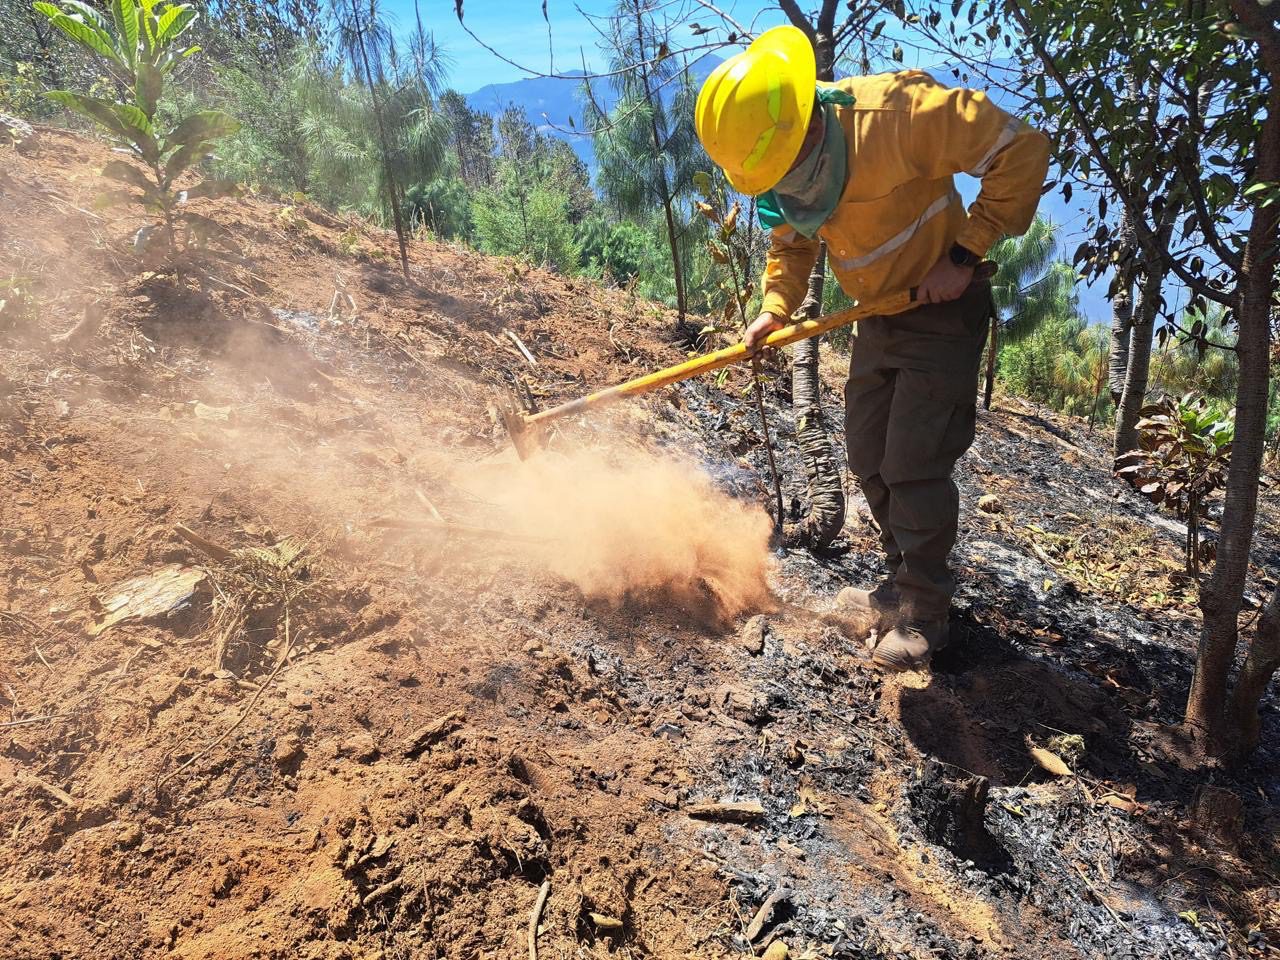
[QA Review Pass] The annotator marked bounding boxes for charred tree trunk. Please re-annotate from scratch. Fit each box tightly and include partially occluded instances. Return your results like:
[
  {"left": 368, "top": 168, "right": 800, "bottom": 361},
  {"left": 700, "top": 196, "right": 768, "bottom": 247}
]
[
  {"left": 780, "top": 0, "right": 846, "bottom": 550},
  {"left": 1186, "top": 41, "right": 1280, "bottom": 754},
  {"left": 791, "top": 246, "right": 846, "bottom": 547}
]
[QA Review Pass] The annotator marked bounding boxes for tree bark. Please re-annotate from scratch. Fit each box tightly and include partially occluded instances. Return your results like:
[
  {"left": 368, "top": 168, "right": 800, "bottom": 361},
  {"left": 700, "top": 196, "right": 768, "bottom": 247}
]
[
  {"left": 1112, "top": 240, "right": 1164, "bottom": 459},
  {"left": 1227, "top": 583, "right": 1280, "bottom": 757},
  {"left": 1185, "top": 38, "right": 1280, "bottom": 751},
  {"left": 1108, "top": 207, "right": 1137, "bottom": 406},
  {"left": 348, "top": 0, "right": 410, "bottom": 281}
]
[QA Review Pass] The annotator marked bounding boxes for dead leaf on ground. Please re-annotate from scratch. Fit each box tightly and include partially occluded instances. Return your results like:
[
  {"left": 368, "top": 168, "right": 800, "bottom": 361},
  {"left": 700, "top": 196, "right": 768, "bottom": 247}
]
[{"left": 1029, "top": 746, "right": 1074, "bottom": 777}]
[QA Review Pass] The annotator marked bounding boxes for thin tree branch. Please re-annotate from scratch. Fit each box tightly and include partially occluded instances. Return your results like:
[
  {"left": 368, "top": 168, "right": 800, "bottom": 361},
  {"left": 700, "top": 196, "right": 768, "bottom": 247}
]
[
  {"left": 452, "top": 10, "right": 723, "bottom": 82},
  {"left": 690, "top": 0, "right": 749, "bottom": 39},
  {"left": 777, "top": 0, "right": 818, "bottom": 46}
]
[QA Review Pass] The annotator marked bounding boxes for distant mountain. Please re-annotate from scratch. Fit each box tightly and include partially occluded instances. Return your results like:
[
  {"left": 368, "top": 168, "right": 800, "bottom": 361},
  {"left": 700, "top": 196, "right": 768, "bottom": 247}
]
[{"left": 462, "top": 54, "right": 724, "bottom": 169}]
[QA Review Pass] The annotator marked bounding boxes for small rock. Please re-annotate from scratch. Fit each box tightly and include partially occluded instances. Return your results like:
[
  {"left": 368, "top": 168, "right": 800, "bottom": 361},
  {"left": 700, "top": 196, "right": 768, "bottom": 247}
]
[
  {"left": 338, "top": 732, "right": 379, "bottom": 763},
  {"left": 272, "top": 734, "right": 304, "bottom": 772},
  {"left": 588, "top": 912, "right": 624, "bottom": 932},
  {"left": 652, "top": 722, "right": 684, "bottom": 741},
  {"left": 977, "top": 493, "right": 1002, "bottom": 514},
  {"left": 739, "top": 615, "right": 768, "bottom": 655},
  {"left": 0, "top": 114, "right": 35, "bottom": 152},
  {"left": 286, "top": 690, "right": 312, "bottom": 710}
]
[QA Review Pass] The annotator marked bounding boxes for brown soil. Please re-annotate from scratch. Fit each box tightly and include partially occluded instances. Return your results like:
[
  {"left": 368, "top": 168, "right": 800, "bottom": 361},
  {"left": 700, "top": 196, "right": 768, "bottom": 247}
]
[{"left": 1, "top": 128, "right": 1276, "bottom": 960}]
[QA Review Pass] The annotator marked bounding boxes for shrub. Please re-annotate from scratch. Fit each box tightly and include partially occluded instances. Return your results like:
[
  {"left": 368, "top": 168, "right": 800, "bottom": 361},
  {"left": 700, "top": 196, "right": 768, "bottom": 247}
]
[
  {"left": 1116, "top": 393, "right": 1234, "bottom": 575},
  {"left": 33, "top": 0, "right": 240, "bottom": 264}
]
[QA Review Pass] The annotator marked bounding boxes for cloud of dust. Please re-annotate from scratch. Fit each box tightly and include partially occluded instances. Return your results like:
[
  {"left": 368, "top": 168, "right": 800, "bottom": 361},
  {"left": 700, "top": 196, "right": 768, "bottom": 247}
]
[{"left": 454, "top": 445, "right": 776, "bottom": 621}]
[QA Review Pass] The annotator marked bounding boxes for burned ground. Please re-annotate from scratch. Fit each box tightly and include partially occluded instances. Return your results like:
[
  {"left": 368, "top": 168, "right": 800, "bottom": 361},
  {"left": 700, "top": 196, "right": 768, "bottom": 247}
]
[{"left": 1, "top": 128, "right": 1277, "bottom": 959}]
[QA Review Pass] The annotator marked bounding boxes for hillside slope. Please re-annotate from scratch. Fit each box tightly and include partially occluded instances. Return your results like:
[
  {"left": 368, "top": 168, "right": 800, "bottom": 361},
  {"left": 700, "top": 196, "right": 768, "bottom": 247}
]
[{"left": 0, "top": 128, "right": 1276, "bottom": 960}]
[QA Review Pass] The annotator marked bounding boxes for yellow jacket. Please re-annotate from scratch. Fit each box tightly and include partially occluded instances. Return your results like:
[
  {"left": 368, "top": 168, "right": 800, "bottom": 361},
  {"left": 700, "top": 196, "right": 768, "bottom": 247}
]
[{"left": 760, "top": 71, "right": 1050, "bottom": 319}]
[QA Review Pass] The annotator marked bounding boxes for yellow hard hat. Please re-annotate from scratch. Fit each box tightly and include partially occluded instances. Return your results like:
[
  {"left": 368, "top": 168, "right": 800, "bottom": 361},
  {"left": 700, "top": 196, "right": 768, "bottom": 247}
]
[{"left": 695, "top": 25, "right": 817, "bottom": 196}]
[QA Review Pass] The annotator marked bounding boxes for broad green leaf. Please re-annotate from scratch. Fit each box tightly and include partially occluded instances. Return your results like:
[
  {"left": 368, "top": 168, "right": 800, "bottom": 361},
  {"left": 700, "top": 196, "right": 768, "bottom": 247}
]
[
  {"left": 45, "top": 89, "right": 132, "bottom": 138},
  {"left": 60, "top": 0, "right": 110, "bottom": 29},
  {"left": 163, "top": 140, "right": 213, "bottom": 179},
  {"left": 44, "top": 12, "right": 125, "bottom": 67},
  {"left": 134, "top": 60, "right": 162, "bottom": 117},
  {"left": 111, "top": 0, "right": 138, "bottom": 66},
  {"left": 163, "top": 109, "right": 239, "bottom": 154},
  {"left": 155, "top": 4, "right": 196, "bottom": 42},
  {"left": 46, "top": 91, "right": 159, "bottom": 160},
  {"left": 112, "top": 102, "right": 154, "bottom": 137},
  {"left": 139, "top": 0, "right": 157, "bottom": 52}
]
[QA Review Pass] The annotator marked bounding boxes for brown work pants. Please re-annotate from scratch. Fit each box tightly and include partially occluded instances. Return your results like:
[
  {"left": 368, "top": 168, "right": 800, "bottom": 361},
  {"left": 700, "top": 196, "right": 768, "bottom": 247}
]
[{"left": 844, "top": 281, "right": 993, "bottom": 620}]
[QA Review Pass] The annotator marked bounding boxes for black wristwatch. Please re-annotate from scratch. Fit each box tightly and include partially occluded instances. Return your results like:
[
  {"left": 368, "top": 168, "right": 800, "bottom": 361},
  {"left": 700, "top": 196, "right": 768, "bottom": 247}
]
[{"left": 949, "top": 242, "right": 980, "bottom": 268}]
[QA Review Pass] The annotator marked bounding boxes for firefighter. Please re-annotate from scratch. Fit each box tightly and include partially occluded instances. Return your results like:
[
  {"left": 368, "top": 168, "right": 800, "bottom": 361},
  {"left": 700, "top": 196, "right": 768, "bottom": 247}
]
[{"left": 695, "top": 25, "right": 1050, "bottom": 669}]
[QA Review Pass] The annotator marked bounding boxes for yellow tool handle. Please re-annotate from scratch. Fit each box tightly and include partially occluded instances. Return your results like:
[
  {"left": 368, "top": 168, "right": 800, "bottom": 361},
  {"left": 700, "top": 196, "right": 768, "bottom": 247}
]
[{"left": 522, "top": 263, "right": 994, "bottom": 426}]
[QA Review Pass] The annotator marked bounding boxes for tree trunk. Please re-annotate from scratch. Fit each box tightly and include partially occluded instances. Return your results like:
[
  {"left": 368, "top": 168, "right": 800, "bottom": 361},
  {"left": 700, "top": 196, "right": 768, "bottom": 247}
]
[
  {"left": 631, "top": 0, "right": 686, "bottom": 321},
  {"left": 1108, "top": 207, "right": 1137, "bottom": 406},
  {"left": 1185, "top": 64, "right": 1280, "bottom": 753},
  {"left": 791, "top": 247, "right": 846, "bottom": 547},
  {"left": 1112, "top": 243, "right": 1163, "bottom": 459},
  {"left": 1227, "top": 583, "right": 1280, "bottom": 757},
  {"left": 780, "top": 0, "right": 846, "bottom": 550},
  {"left": 658, "top": 190, "right": 687, "bottom": 320},
  {"left": 350, "top": 0, "right": 410, "bottom": 281},
  {"left": 982, "top": 315, "right": 998, "bottom": 409}
]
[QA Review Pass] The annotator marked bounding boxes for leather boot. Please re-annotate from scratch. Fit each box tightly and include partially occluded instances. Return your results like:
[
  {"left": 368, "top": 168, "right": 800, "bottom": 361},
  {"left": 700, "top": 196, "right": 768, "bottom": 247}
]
[
  {"left": 834, "top": 580, "right": 900, "bottom": 632},
  {"left": 872, "top": 617, "right": 949, "bottom": 671}
]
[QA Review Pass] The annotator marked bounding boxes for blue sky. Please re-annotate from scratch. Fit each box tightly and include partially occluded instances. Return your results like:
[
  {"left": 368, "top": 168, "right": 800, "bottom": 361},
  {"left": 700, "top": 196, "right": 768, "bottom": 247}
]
[{"left": 385, "top": 0, "right": 937, "bottom": 93}]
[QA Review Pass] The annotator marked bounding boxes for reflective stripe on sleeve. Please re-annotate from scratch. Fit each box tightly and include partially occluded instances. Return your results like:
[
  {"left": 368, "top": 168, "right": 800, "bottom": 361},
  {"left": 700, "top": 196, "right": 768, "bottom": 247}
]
[
  {"left": 831, "top": 191, "right": 956, "bottom": 271},
  {"left": 967, "top": 116, "right": 1023, "bottom": 177}
]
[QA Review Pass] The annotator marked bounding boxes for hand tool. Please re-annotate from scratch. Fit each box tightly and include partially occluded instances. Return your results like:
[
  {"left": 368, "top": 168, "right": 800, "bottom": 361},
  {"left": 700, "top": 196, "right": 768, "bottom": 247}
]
[{"left": 500, "top": 261, "right": 996, "bottom": 459}]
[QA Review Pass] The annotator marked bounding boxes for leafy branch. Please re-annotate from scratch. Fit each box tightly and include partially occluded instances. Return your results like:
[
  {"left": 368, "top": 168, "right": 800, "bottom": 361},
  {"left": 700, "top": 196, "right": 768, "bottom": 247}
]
[{"left": 34, "top": 0, "right": 241, "bottom": 265}]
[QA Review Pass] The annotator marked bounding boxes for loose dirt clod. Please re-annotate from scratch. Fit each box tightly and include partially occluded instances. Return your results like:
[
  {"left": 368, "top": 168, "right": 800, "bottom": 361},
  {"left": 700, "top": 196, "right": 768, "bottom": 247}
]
[
  {"left": 740, "top": 614, "right": 768, "bottom": 655},
  {"left": 403, "top": 710, "right": 464, "bottom": 757}
]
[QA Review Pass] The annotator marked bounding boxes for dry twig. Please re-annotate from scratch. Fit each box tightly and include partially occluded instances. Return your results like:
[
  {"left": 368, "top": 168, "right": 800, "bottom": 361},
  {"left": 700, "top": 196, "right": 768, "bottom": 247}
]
[
  {"left": 0, "top": 714, "right": 69, "bottom": 730},
  {"left": 528, "top": 878, "right": 551, "bottom": 960},
  {"left": 157, "top": 600, "right": 298, "bottom": 792}
]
